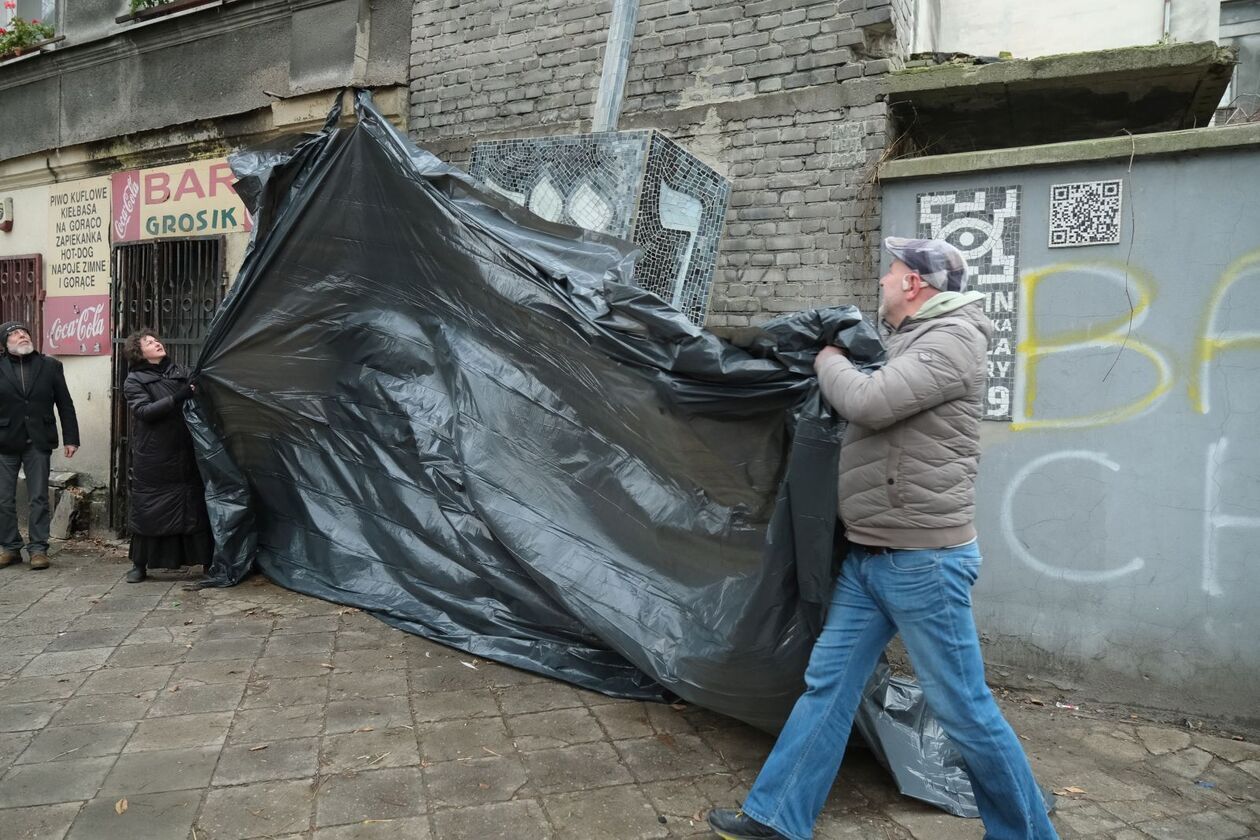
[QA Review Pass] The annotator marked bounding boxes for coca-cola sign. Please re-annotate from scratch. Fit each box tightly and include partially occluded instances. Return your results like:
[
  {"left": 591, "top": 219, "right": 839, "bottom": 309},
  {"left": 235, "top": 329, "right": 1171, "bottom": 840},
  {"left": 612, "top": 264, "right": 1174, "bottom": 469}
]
[
  {"left": 111, "top": 172, "right": 141, "bottom": 242},
  {"left": 43, "top": 295, "right": 111, "bottom": 356}
]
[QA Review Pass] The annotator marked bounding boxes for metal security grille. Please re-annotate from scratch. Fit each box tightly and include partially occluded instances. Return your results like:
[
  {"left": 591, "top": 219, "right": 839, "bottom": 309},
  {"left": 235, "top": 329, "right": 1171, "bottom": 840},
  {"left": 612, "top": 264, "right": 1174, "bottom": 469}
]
[
  {"left": 109, "top": 237, "right": 226, "bottom": 533},
  {"left": 1219, "top": 0, "right": 1260, "bottom": 123},
  {"left": 0, "top": 255, "right": 44, "bottom": 349}
]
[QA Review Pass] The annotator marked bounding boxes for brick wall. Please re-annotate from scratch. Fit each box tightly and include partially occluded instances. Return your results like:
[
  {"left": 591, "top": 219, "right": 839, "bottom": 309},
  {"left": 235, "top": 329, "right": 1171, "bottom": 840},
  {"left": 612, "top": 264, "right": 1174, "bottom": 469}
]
[
  {"left": 410, "top": 0, "right": 912, "bottom": 328},
  {"left": 891, "top": 0, "right": 916, "bottom": 59}
]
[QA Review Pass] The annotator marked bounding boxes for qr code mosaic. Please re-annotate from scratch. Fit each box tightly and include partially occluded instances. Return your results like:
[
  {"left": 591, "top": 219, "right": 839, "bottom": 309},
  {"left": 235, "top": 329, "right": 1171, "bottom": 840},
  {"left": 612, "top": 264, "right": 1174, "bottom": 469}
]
[{"left": 1049, "top": 180, "right": 1122, "bottom": 247}]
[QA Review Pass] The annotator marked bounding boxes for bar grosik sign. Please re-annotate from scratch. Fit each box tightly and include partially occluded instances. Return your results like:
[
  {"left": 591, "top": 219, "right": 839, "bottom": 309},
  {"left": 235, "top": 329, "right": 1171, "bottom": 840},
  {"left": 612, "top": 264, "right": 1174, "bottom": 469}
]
[
  {"left": 111, "top": 160, "right": 252, "bottom": 242},
  {"left": 43, "top": 295, "right": 110, "bottom": 356}
]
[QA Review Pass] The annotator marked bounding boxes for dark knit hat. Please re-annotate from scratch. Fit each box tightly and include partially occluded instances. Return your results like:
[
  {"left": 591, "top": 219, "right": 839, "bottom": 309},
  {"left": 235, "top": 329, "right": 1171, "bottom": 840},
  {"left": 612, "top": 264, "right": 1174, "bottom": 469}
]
[{"left": 1, "top": 322, "right": 32, "bottom": 342}]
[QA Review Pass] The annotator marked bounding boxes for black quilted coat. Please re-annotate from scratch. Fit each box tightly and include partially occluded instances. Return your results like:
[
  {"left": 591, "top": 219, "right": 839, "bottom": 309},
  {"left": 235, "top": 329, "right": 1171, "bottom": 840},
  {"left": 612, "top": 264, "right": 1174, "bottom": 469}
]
[{"left": 123, "top": 359, "right": 209, "bottom": 536}]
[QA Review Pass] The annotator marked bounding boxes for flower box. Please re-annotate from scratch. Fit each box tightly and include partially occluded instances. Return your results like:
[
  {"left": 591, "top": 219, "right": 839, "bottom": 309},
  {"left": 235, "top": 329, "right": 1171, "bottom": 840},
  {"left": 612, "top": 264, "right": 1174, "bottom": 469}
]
[
  {"left": 115, "top": 0, "right": 223, "bottom": 25},
  {"left": 0, "top": 34, "right": 63, "bottom": 64},
  {"left": 0, "top": 8, "right": 58, "bottom": 62}
]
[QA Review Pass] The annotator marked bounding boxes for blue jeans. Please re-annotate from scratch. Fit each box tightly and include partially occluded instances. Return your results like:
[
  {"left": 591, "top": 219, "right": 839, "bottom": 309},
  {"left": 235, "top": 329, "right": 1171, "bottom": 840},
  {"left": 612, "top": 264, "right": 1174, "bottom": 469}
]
[{"left": 742, "top": 542, "right": 1058, "bottom": 840}]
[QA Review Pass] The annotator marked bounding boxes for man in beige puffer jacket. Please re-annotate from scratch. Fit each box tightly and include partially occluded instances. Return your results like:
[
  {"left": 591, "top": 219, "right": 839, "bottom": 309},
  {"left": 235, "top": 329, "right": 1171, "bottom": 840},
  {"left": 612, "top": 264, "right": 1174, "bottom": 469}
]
[
  {"left": 824, "top": 240, "right": 991, "bottom": 550},
  {"left": 710, "top": 239, "right": 1057, "bottom": 840}
]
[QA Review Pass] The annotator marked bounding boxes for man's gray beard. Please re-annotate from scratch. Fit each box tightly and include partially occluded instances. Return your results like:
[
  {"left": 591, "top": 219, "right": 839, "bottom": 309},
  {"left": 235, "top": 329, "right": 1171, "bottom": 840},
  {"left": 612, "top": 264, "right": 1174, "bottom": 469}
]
[{"left": 9, "top": 344, "right": 33, "bottom": 356}]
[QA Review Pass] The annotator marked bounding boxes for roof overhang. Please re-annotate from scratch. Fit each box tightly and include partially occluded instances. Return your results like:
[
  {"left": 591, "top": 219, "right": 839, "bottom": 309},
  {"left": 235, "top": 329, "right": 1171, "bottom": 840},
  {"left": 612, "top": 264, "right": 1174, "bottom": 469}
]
[{"left": 887, "top": 42, "right": 1238, "bottom": 155}]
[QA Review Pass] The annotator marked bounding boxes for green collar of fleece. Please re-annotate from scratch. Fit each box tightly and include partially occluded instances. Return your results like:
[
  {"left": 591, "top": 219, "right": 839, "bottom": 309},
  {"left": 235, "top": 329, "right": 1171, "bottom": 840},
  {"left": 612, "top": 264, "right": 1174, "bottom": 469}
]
[{"left": 910, "top": 290, "right": 986, "bottom": 322}]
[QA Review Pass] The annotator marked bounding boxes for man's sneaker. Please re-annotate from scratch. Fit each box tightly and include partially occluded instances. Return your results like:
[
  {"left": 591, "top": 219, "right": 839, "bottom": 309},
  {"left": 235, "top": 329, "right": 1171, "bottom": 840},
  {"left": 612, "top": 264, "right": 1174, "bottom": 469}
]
[
  {"left": 707, "top": 809, "right": 787, "bottom": 840},
  {"left": 28, "top": 553, "right": 49, "bottom": 570},
  {"left": 0, "top": 551, "right": 19, "bottom": 568},
  {"left": 125, "top": 566, "right": 147, "bottom": 583}
]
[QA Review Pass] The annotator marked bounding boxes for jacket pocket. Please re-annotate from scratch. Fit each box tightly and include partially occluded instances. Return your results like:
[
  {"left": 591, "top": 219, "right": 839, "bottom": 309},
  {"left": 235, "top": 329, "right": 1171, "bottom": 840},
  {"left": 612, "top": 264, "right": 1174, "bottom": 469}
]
[{"left": 885, "top": 444, "right": 903, "bottom": 508}]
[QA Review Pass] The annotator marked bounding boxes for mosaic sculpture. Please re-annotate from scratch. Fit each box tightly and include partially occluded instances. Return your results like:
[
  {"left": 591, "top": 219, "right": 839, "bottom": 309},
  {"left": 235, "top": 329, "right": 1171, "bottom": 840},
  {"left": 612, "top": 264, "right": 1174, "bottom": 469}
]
[{"left": 470, "top": 131, "right": 730, "bottom": 327}]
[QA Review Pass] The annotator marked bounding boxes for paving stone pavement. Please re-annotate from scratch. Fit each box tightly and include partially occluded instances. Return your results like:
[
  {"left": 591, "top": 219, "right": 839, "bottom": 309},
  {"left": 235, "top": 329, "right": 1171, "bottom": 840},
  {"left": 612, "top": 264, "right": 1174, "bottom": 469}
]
[{"left": 1, "top": 545, "right": 1258, "bottom": 840}]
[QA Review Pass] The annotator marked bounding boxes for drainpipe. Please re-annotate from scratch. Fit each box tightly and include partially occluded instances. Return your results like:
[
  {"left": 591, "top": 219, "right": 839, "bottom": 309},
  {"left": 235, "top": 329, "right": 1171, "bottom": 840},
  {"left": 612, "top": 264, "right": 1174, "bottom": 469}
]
[
  {"left": 592, "top": 0, "right": 640, "bottom": 133},
  {"left": 352, "top": 0, "right": 371, "bottom": 85}
]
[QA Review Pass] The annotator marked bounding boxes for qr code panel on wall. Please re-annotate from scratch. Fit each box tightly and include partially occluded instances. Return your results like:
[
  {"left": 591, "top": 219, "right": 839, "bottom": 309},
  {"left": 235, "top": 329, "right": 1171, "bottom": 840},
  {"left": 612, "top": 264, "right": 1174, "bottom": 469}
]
[{"left": 1048, "top": 180, "right": 1122, "bottom": 248}]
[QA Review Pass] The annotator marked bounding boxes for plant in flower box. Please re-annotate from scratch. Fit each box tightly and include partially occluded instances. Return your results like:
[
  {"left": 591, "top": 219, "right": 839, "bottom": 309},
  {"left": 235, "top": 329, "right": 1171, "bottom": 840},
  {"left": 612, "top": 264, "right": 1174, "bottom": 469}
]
[
  {"left": 130, "top": 0, "right": 176, "bottom": 12},
  {"left": 0, "top": 4, "right": 55, "bottom": 60}
]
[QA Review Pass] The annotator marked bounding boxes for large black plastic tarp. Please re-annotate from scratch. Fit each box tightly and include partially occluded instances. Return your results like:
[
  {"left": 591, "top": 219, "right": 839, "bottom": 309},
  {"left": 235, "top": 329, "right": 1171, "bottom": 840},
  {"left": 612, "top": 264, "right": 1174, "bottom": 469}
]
[{"left": 186, "top": 91, "right": 979, "bottom": 816}]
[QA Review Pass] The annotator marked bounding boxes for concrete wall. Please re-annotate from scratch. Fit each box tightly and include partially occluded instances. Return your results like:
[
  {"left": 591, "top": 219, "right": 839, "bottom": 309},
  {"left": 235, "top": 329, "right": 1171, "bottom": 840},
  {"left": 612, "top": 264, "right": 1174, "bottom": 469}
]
[
  {"left": 880, "top": 131, "right": 1260, "bottom": 726},
  {"left": 57, "top": 359, "right": 113, "bottom": 485},
  {"left": 0, "top": 0, "right": 410, "bottom": 163},
  {"left": 912, "top": 0, "right": 1220, "bottom": 58},
  {"left": 410, "top": 0, "right": 913, "bottom": 325}
]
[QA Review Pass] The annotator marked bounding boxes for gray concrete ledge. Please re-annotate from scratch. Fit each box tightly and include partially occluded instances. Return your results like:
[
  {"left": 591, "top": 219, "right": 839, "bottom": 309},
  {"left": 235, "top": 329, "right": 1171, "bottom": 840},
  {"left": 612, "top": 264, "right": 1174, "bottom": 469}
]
[
  {"left": 887, "top": 41, "right": 1234, "bottom": 94},
  {"left": 0, "top": 86, "right": 408, "bottom": 191},
  {"left": 880, "top": 122, "right": 1260, "bottom": 181}
]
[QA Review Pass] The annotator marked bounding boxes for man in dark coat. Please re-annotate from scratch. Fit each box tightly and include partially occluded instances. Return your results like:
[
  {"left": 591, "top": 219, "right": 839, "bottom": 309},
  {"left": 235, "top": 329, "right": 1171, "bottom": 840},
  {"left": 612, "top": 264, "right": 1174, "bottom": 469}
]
[{"left": 0, "top": 322, "right": 80, "bottom": 570}]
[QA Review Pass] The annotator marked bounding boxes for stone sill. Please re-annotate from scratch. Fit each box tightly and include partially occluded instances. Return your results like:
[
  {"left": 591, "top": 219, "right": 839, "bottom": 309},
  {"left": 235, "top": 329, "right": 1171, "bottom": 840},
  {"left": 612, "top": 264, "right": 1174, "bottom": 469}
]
[
  {"left": 115, "top": 0, "right": 226, "bottom": 25},
  {"left": 0, "top": 35, "right": 66, "bottom": 68}
]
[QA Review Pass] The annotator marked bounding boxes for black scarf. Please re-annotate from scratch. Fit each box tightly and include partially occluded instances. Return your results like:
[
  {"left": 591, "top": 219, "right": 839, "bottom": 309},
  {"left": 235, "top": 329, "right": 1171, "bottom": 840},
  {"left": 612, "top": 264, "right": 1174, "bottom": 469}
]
[{"left": 133, "top": 355, "right": 174, "bottom": 374}]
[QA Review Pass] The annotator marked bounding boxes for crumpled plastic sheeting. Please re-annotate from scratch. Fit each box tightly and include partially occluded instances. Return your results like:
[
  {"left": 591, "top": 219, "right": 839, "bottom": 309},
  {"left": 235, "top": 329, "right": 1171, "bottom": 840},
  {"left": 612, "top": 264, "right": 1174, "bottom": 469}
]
[
  {"left": 186, "top": 90, "right": 980, "bottom": 815},
  {"left": 856, "top": 659, "right": 978, "bottom": 817},
  {"left": 856, "top": 658, "right": 1056, "bottom": 818}
]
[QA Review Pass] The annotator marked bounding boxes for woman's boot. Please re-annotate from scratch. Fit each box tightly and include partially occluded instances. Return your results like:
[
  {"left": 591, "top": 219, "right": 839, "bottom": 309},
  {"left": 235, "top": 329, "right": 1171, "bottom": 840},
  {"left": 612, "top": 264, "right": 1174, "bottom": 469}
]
[{"left": 125, "top": 563, "right": 147, "bottom": 583}]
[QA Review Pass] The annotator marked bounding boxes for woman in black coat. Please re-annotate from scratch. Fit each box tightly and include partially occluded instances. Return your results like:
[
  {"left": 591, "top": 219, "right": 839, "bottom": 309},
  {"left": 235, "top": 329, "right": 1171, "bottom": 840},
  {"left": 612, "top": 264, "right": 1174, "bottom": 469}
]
[{"left": 122, "top": 329, "right": 213, "bottom": 583}]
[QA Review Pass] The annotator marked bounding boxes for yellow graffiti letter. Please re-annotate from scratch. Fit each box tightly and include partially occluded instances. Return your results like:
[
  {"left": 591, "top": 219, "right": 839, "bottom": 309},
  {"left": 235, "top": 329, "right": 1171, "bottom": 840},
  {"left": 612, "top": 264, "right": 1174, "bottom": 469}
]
[
  {"left": 1015, "top": 262, "right": 1172, "bottom": 431},
  {"left": 1189, "top": 249, "right": 1260, "bottom": 415}
]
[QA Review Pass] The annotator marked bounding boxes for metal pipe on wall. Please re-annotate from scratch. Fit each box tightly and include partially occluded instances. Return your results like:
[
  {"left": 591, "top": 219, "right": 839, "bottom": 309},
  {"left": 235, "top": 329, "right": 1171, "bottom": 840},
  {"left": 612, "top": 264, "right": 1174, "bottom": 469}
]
[{"left": 592, "top": 0, "right": 640, "bottom": 133}]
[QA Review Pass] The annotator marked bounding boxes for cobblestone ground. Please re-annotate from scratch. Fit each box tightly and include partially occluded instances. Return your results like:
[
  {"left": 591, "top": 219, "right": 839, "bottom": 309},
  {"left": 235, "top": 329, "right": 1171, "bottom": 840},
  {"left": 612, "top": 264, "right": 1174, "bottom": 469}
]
[{"left": 1, "top": 545, "right": 1258, "bottom": 840}]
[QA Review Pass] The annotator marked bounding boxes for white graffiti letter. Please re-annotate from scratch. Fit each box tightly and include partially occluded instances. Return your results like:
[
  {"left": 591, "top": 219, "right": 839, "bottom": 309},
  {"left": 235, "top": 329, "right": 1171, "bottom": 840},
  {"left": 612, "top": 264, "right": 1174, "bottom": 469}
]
[
  {"left": 1001, "top": 450, "right": 1145, "bottom": 583},
  {"left": 1202, "top": 437, "right": 1260, "bottom": 598}
]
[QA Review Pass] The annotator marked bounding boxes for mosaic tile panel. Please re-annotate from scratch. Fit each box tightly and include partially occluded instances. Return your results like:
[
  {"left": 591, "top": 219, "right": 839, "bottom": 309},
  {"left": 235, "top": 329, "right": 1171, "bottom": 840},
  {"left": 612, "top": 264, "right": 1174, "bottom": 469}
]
[
  {"left": 633, "top": 133, "right": 730, "bottom": 324},
  {"left": 1049, "top": 180, "right": 1123, "bottom": 247},
  {"left": 829, "top": 121, "right": 865, "bottom": 169},
  {"left": 918, "top": 186, "right": 1022, "bottom": 421},
  {"left": 470, "top": 131, "right": 730, "bottom": 326},
  {"left": 470, "top": 132, "right": 647, "bottom": 239}
]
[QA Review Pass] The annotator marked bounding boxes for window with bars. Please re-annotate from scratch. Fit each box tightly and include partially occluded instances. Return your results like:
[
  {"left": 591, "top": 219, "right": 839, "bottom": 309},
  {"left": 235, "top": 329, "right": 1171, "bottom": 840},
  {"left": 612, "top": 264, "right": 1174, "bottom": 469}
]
[{"left": 0, "top": 255, "right": 44, "bottom": 349}]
